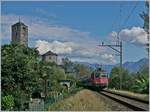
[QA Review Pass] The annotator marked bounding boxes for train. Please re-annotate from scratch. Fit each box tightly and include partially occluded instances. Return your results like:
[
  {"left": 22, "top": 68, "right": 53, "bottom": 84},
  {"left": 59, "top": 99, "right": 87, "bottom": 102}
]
[
  {"left": 80, "top": 67, "right": 109, "bottom": 89},
  {"left": 91, "top": 67, "right": 109, "bottom": 89}
]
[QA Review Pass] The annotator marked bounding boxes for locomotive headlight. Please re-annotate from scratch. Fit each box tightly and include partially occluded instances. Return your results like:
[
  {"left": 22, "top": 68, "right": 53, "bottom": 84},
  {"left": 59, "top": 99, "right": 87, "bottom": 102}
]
[{"left": 94, "top": 81, "right": 98, "bottom": 84}]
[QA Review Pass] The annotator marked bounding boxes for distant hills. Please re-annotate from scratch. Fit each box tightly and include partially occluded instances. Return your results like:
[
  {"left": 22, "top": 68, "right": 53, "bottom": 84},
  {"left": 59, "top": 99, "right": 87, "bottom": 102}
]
[
  {"left": 121, "top": 58, "right": 149, "bottom": 73},
  {"left": 75, "top": 58, "right": 149, "bottom": 73}
]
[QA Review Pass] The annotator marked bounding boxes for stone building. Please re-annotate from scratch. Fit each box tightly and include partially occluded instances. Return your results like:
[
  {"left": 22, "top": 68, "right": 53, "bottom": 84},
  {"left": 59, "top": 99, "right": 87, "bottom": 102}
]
[
  {"left": 42, "top": 51, "right": 58, "bottom": 64},
  {"left": 11, "top": 21, "right": 28, "bottom": 47}
]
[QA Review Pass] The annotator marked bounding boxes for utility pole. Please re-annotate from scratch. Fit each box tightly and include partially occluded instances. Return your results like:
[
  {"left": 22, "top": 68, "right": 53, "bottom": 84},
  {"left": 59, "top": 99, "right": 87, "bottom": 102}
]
[
  {"left": 42, "top": 73, "right": 48, "bottom": 100},
  {"left": 120, "top": 41, "right": 123, "bottom": 90},
  {"left": 98, "top": 39, "right": 123, "bottom": 89},
  {"left": 146, "top": 33, "right": 149, "bottom": 57}
]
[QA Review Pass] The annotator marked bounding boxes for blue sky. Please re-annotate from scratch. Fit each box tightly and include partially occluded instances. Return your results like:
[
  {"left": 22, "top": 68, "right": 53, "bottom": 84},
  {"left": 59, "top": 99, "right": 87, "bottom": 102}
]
[{"left": 1, "top": 1, "right": 148, "bottom": 64}]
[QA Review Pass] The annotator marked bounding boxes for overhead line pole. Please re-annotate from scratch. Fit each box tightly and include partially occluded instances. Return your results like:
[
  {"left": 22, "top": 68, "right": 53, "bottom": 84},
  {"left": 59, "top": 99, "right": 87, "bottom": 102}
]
[
  {"left": 120, "top": 41, "right": 123, "bottom": 90},
  {"left": 98, "top": 39, "right": 123, "bottom": 89},
  {"left": 99, "top": 2, "right": 138, "bottom": 89}
]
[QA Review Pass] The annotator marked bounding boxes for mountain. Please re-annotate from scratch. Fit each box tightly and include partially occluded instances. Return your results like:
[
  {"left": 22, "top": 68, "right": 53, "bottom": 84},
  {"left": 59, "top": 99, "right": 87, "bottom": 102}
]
[
  {"left": 122, "top": 58, "right": 149, "bottom": 73},
  {"left": 74, "top": 62, "right": 114, "bottom": 73},
  {"left": 74, "top": 58, "right": 149, "bottom": 73}
]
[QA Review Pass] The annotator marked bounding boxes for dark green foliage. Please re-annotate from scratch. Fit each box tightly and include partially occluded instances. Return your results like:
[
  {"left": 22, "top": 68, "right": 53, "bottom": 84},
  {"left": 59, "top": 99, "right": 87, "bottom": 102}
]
[
  {"left": 74, "top": 63, "right": 92, "bottom": 78},
  {"left": 1, "top": 44, "right": 98, "bottom": 110},
  {"left": 131, "top": 74, "right": 149, "bottom": 93},
  {"left": 66, "top": 75, "right": 77, "bottom": 84},
  {"left": 2, "top": 44, "right": 41, "bottom": 110},
  {"left": 131, "top": 64, "right": 149, "bottom": 93},
  {"left": 2, "top": 95, "right": 14, "bottom": 110},
  {"left": 109, "top": 67, "right": 121, "bottom": 89},
  {"left": 62, "top": 57, "right": 92, "bottom": 78},
  {"left": 2, "top": 44, "right": 69, "bottom": 110},
  {"left": 50, "top": 66, "right": 66, "bottom": 92},
  {"left": 109, "top": 67, "right": 130, "bottom": 90},
  {"left": 109, "top": 64, "right": 149, "bottom": 94},
  {"left": 62, "top": 57, "right": 75, "bottom": 73}
]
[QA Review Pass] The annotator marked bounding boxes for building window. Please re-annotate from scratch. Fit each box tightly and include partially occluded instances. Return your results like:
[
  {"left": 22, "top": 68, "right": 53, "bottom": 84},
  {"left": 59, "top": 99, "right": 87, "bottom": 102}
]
[
  {"left": 23, "top": 27, "right": 26, "bottom": 31},
  {"left": 49, "top": 56, "right": 51, "bottom": 59},
  {"left": 15, "top": 32, "right": 17, "bottom": 37}
]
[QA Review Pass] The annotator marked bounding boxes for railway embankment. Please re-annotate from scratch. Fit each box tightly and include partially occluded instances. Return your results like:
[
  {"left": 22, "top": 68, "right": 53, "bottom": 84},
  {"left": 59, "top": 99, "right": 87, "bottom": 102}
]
[
  {"left": 108, "top": 89, "right": 149, "bottom": 102},
  {"left": 47, "top": 89, "right": 132, "bottom": 111}
]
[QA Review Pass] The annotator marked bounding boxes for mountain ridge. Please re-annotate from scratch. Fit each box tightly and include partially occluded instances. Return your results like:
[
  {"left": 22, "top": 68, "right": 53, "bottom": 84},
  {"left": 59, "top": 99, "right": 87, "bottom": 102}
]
[{"left": 74, "top": 58, "right": 149, "bottom": 73}]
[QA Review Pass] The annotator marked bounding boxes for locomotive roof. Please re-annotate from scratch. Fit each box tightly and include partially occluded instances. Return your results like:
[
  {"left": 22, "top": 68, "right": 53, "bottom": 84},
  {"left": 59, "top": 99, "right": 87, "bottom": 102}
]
[{"left": 94, "top": 69, "right": 107, "bottom": 73}]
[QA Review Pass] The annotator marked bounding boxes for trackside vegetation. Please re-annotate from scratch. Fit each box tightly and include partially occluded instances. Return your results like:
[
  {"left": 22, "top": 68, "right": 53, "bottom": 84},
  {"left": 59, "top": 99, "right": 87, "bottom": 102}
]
[
  {"left": 1, "top": 44, "right": 91, "bottom": 111},
  {"left": 108, "top": 64, "right": 149, "bottom": 94}
]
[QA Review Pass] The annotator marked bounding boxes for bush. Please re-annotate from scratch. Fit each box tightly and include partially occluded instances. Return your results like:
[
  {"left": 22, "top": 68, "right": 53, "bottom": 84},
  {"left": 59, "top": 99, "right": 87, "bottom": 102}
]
[
  {"left": 2, "top": 95, "right": 14, "bottom": 110},
  {"left": 109, "top": 64, "right": 149, "bottom": 94}
]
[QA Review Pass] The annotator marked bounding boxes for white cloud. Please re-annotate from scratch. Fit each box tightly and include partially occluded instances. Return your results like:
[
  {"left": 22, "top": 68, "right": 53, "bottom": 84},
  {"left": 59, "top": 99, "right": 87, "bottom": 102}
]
[
  {"left": 108, "top": 27, "right": 148, "bottom": 46},
  {"left": 119, "top": 27, "right": 148, "bottom": 45},
  {"left": 107, "top": 31, "right": 118, "bottom": 42},
  {"left": 35, "top": 40, "right": 76, "bottom": 55},
  {"left": 70, "top": 53, "right": 116, "bottom": 65},
  {"left": 2, "top": 14, "right": 116, "bottom": 64},
  {"left": 34, "top": 8, "right": 57, "bottom": 19},
  {"left": 1, "top": 14, "right": 19, "bottom": 38},
  {"left": 1, "top": 14, "right": 91, "bottom": 43},
  {"left": 29, "top": 22, "right": 90, "bottom": 42},
  {"left": 35, "top": 40, "right": 116, "bottom": 64},
  {"left": 101, "top": 54, "right": 116, "bottom": 64}
]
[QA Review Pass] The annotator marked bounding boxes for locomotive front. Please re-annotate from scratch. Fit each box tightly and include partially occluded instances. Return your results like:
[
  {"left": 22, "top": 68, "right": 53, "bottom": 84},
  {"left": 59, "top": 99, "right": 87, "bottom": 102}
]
[{"left": 91, "top": 67, "right": 109, "bottom": 89}]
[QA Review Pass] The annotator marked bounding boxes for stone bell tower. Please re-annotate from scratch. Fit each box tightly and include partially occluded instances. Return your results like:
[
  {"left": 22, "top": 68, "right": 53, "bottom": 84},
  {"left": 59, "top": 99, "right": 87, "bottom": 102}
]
[{"left": 11, "top": 20, "right": 28, "bottom": 47}]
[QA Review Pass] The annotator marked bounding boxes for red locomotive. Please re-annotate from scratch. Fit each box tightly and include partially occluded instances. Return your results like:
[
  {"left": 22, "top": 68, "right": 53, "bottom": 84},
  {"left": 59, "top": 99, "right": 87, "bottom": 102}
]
[
  {"left": 91, "top": 67, "right": 109, "bottom": 89},
  {"left": 80, "top": 67, "right": 109, "bottom": 89}
]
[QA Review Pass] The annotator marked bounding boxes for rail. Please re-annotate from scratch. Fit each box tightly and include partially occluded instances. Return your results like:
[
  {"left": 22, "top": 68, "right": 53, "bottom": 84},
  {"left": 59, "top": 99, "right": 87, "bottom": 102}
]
[{"left": 100, "top": 90, "right": 149, "bottom": 111}]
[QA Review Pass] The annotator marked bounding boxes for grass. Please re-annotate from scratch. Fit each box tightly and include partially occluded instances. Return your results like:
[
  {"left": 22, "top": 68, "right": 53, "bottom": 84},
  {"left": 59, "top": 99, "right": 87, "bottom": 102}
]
[
  {"left": 47, "top": 89, "right": 131, "bottom": 111},
  {"left": 108, "top": 89, "right": 149, "bottom": 101},
  {"left": 44, "top": 87, "right": 82, "bottom": 110}
]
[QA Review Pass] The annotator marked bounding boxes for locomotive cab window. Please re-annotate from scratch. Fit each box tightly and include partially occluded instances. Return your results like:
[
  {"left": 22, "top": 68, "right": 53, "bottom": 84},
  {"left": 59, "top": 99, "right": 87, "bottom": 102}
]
[
  {"left": 95, "top": 73, "right": 100, "bottom": 78},
  {"left": 100, "top": 73, "right": 107, "bottom": 77},
  {"left": 91, "top": 73, "right": 94, "bottom": 79}
]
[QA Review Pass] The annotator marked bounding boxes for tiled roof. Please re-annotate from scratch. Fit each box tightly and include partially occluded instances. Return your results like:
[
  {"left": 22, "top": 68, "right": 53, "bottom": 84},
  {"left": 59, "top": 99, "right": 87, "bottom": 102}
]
[{"left": 42, "top": 50, "right": 57, "bottom": 56}]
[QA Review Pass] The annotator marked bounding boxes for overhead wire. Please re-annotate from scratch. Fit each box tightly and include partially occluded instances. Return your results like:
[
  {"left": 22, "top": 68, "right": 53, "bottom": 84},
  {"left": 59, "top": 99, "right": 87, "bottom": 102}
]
[
  {"left": 120, "top": 1, "right": 139, "bottom": 29},
  {"left": 110, "top": 1, "right": 139, "bottom": 33},
  {"left": 109, "top": 2, "right": 124, "bottom": 33}
]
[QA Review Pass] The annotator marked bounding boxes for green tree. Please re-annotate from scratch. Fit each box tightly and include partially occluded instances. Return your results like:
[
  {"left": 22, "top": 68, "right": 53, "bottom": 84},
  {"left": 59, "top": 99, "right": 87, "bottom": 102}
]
[
  {"left": 109, "top": 64, "right": 149, "bottom": 94},
  {"left": 74, "top": 63, "right": 92, "bottom": 78},
  {"left": 109, "top": 67, "right": 120, "bottom": 89},
  {"left": 139, "top": 64, "right": 149, "bottom": 74},
  {"left": 38, "top": 60, "right": 67, "bottom": 96},
  {"left": 131, "top": 64, "right": 149, "bottom": 93},
  {"left": 62, "top": 57, "right": 74, "bottom": 73},
  {"left": 2, "top": 44, "right": 41, "bottom": 110},
  {"left": 121, "top": 69, "right": 131, "bottom": 90},
  {"left": 51, "top": 66, "right": 66, "bottom": 80},
  {"left": 132, "top": 74, "right": 149, "bottom": 93},
  {"left": 109, "top": 67, "right": 130, "bottom": 90}
]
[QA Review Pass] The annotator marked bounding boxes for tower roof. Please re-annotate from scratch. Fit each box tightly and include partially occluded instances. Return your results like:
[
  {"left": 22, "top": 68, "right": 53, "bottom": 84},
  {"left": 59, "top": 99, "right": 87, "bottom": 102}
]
[{"left": 12, "top": 21, "right": 27, "bottom": 27}]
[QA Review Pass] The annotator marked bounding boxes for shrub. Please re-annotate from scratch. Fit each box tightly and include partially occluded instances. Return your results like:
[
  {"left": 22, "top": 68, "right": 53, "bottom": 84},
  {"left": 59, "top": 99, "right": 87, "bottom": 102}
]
[{"left": 2, "top": 95, "right": 15, "bottom": 110}]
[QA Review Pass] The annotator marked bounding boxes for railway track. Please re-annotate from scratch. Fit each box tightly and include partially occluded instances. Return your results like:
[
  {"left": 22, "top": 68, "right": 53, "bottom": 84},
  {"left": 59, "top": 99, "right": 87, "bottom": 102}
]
[{"left": 100, "top": 90, "right": 149, "bottom": 111}]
